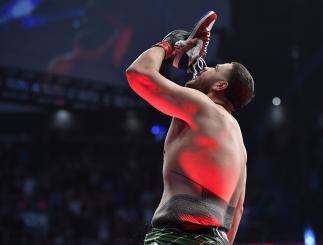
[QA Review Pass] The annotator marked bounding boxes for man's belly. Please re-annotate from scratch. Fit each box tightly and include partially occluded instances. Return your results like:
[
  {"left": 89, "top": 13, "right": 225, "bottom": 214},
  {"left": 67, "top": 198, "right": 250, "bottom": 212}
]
[{"left": 151, "top": 168, "right": 233, "bottom": 230}]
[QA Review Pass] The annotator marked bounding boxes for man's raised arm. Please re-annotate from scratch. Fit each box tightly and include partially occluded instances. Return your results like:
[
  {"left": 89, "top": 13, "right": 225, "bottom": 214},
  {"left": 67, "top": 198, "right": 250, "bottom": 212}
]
[{"left": 125, "top": 34, "right": 211, "bottom": 129}]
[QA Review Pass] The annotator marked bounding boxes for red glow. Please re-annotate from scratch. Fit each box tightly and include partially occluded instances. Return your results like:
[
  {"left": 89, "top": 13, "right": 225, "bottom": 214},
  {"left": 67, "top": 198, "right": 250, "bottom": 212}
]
[
  {"left": 178, "top": 214, "right": 222, "bottom": 227},
  {"left": 126, "top": 71, "right": 200, "bottom": 129},
  {"left": 194, "top": 135, "right": 219, "bottom": 149},
  {"left": 127, "top": 70, "right": 241, "bottom": 228},
  {"left": 113, "top": 27, "right": 132, "bottom": 66},
  {"left": 178, "top": 134, "right": 239, "bottom": 203}
]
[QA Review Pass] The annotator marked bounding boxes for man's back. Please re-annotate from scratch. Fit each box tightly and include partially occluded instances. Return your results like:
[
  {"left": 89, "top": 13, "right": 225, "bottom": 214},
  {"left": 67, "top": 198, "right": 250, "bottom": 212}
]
[{"left": 152, "top": 103, "right": 247, "bottom": 229}]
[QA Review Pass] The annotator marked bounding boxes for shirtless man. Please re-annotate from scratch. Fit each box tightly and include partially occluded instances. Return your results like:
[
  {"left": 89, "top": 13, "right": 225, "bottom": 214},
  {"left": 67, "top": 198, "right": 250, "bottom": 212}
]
[{"left": 126, "top": 13, "right": 254, "bottom": 245}]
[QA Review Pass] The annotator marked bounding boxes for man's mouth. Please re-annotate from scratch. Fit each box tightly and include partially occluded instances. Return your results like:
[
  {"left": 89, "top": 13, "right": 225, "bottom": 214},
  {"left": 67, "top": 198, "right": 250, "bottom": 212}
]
[{"left": 192, "top": 72, "right": 200, "bottom": 80}]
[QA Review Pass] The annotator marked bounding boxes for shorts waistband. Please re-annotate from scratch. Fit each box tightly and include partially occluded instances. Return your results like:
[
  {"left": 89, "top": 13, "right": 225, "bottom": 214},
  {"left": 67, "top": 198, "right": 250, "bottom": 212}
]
[{"left": 157, "top": 223, "right": 228, "bottom": 236}]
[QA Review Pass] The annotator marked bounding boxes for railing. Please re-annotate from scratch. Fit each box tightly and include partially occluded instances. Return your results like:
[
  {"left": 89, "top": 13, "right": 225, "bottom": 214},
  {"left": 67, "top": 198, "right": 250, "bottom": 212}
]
[{"left": 0, "top": 65, "right": 145, "bottom": 110}]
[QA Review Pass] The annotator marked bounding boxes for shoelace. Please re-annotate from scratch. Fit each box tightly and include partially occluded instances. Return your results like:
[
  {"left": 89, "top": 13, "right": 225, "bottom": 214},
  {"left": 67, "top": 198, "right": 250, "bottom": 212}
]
[{"left": 192, "top": 57, "right": 207, "bottom": 79}]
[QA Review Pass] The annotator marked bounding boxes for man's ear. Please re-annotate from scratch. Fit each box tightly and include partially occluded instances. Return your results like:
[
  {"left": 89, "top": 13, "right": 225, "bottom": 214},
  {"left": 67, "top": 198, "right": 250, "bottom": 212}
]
[{"left": 211, "top": 80, "right": 228, "bottom": 91}]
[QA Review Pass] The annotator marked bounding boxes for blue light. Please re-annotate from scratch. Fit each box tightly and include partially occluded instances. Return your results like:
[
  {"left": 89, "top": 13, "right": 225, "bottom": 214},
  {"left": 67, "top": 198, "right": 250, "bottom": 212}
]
[
  {"left": 31, "top": 0, "right": 41, "bottom": 5},
  {"left": 0, "top": 0, "right": 42, "bottom": 25},
  {"left": 304, "top": 227, "right": 316, "bottom": 245},
  {"left": 31, "top": 82, "right": 40, "bottom": 93},
  {"left": 16, "top": 79, "right": 29, "bottom": 91},
  {"left": 21, "top": 15, "right": 47, "bottom": 28},
  {"left": 150, "top": 124, "right": 166, "bottom": 140},
  {"left": 151, "top": 125, "right": 161, "bottom": 135},
  {"left": 20, "top": 8, "right": 85, "bottom": 28},
  {"left": 11, "top": 0, "right": 38, "bottom": 18}
]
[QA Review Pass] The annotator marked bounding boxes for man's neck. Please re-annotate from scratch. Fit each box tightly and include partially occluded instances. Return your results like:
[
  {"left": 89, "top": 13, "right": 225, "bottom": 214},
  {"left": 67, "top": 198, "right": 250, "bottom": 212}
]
[{"left": 208, "top": 93, "right": 234, "bottom": 113}]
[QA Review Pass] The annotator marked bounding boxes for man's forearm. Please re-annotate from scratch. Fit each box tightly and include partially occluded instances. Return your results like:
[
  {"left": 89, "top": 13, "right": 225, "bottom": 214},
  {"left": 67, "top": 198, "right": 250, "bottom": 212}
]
[
  {"left": 227, "top": 205, "right": 243, "bottom": 244},
  {"left": 126, "top": 47, "right": 165, "bottom": 75}
]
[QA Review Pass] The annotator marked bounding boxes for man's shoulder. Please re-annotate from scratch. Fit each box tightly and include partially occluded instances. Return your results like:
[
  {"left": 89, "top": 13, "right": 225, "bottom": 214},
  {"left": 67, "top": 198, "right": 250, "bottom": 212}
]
[
  {"left": 205, "top": 103, "right": 231, "bottom": 119},
  {"left": 199, "top": 103, "right": 241, "bottom": 130},
  {"left": 181, "top": 86, "right": 215, "bottom": 104}
]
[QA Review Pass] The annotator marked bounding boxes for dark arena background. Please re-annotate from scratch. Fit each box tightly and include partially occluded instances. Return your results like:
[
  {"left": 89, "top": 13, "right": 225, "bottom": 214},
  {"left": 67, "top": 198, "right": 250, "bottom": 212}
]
[{"left": 0, "top": 0, "right": 322, "bottom": 244}]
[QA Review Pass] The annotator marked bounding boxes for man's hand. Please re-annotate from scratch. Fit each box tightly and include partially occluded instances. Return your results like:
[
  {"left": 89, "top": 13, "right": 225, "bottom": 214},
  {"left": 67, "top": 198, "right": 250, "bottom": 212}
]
[
  {"left": 153, "top": 30, "right": 191, "bottom": 59},
  {"left": 153, "top": 30, "right": 202, "bottom": 72},
  {"left": 153, "top": 11, "right": 217, "bottom": 74}
]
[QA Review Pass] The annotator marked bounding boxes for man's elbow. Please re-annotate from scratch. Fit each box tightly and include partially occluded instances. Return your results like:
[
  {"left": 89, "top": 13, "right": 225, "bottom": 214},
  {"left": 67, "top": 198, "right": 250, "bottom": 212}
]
[
  {"left": 125, "top": 68, "right": 153, "bottom": 95},
  {"left": 125, "top": 65, "right": 144, "bottom": 83},
  {"left": 125, "top": 66, "right": 142, "bottom": 86},
  {"left": 126, "top": 64, "right": 150, "bottom": 77},
  {"left": 125, "top": 68, "right": 135, "bottom": 89},
  {"left": 125, "top": 65, "right": 136, "bottom": 74},
  {"left": 125, "top": 65, "right": 153, "bottom": 85},
  {"left": 125, "top": 65, "right": 135, "bottom": 78}
]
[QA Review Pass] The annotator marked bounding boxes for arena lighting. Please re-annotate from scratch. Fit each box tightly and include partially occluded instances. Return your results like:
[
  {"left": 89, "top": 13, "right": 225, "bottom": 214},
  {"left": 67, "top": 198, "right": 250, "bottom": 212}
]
[
  {"left": 304, "top": 227, "right": 316, "bottom": 245},
  {"left": 270, "top": 105, "right": 284, "bottom": 126},
  {"left": 52, "top": 109, "right": 74, "bottom": 130},
  {"left": 151, "top": 124, "right": 167, "bottom": 140},
  {"left": 272, "top": 97, "right": 281, "bottom": 106},
  {"left": 124, "top": 110, "right": 141, "bottom": 133},
  {"left": 0, "top": 0, "right": 42, "bottom": 25},
  {"left": 31, "top": 82, "right": 41, "bottom": 93}
]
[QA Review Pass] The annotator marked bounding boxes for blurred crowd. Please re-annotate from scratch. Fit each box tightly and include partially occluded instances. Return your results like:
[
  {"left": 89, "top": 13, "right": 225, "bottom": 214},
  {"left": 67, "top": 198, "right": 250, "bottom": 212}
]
[
  {"left": 0, "top": 139, "right": 162, "bottom": 245},
  {"left": 0, "top": 110, "right": 322, "bottom": 245}
]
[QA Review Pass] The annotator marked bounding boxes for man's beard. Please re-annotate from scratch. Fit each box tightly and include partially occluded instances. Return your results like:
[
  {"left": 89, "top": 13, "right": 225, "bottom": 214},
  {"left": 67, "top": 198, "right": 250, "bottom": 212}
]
[
  {"left": 185, "top": 78, "right": 207, "bottom": 93},
  {"left": 184, "top": 80, "right": 194, "bottom": 88}
]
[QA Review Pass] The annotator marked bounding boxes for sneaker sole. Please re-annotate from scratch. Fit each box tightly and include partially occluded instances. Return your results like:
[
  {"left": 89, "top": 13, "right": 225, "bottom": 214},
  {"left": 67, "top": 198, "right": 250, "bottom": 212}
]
[
  {"left": 173, "top": 11, "right": 217, "bottom": 68},
  {"left": 188, "top": 11, "right": 217, "bottom": 40}
]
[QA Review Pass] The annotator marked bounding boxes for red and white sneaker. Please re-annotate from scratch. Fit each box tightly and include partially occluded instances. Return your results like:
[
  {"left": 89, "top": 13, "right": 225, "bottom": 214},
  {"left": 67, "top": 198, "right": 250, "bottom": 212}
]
[{"left": 172, "top": 11, "right": 217, "bottom": 71}]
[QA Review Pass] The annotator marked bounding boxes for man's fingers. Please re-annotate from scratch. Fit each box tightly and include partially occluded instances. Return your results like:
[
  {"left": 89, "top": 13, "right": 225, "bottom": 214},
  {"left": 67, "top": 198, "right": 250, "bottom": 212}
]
[{"left": 174, "top": 38, "right": 199, "bottom": 54}]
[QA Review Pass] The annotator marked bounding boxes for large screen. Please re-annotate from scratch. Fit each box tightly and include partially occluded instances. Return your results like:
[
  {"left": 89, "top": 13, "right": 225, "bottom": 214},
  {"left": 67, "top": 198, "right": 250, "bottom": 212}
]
[{"left": 0, "top": 0, "right": 231, "bottom": 86}]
